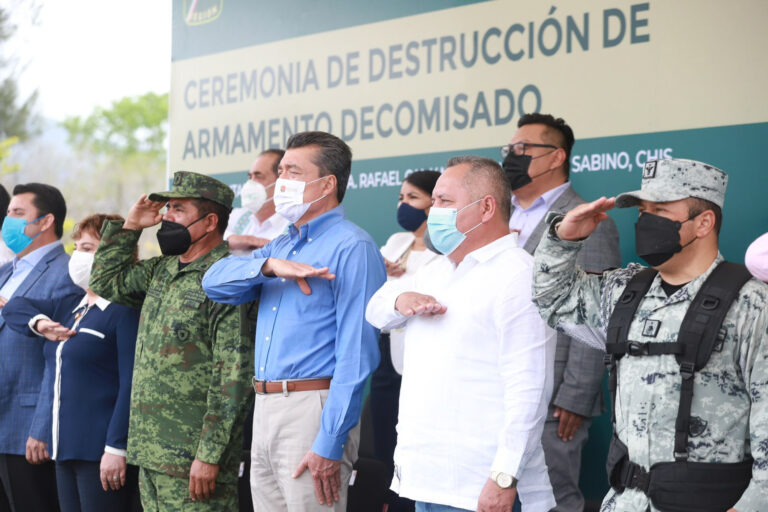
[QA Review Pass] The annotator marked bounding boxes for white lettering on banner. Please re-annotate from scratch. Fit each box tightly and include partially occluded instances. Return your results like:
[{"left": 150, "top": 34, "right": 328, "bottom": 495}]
[
  {"left": 571, "top": 148, "right": 674, "bottom": 174},
  {"left": 347, "top": 167, "right": 446, "bottom": 190}
]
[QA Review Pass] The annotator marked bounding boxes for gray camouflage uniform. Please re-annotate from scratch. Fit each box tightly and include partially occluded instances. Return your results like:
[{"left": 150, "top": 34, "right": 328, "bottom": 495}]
[{"left": 532, "top": 158, "right": 768, "bottom": 512}]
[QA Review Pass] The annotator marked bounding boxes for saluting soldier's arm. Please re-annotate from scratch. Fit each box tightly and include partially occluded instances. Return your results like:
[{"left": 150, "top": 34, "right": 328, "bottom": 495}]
[
  {"left": 532, "top": 215, "right": 610, "bottom": 351},
  {"left": 91, "top": 219, "right": 162, "bottom": 309}
]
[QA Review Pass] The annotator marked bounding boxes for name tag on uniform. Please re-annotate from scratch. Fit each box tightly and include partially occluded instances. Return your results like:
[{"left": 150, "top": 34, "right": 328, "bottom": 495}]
[{"left": 642, "top": 319, "right": 661, "bottom": 338}]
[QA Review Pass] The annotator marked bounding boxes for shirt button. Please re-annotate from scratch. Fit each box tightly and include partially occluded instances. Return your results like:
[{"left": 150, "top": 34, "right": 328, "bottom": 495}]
[
  {"left": 265, "top": 336, "right": 270, "bottom": 341},
  {"left": 259, "top": 366, "right": 264, "bottom": 371},
  {"left": 272, "top": 306, "right": 277, "bottom": 311},
  {"left": 281, "top": 278, "right": 286, "bottom": 282},
  {"left": 292, "top": 250, "right": 297, "bottom": 255},
  {"left": 308, "top": 238, "right": 313, "bottom": 242}
]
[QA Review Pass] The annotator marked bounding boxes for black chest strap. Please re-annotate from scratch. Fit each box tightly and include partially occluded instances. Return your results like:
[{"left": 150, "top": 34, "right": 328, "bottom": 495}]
[
  {"left": 672, "top": 261, "right": 752, "bottom": 460},
  {"left": 604, "top": 262, "right": 753, "bottom": 460}
]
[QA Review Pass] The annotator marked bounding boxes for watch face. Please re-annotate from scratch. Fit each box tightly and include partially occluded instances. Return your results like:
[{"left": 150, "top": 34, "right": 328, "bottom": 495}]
[{"left": 496, "top": 472, "right": 513, "bottom": 488}]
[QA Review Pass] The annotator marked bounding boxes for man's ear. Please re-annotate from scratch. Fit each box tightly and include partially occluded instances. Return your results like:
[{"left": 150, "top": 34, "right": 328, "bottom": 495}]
[
  {"left": 37, "top": 212, "right": 55, "bottom": 233},
  {"left": 481, "top": 195, "right": 496, "bottom": 222},
  {"left": 205, "top": 213, "right": 219, "bottom": 233},
  {"left": 695, "top": 209, "right": 716, "bottom": 237}
]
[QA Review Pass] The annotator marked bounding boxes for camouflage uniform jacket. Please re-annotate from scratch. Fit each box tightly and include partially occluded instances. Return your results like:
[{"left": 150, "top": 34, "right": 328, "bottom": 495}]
[
  {"left": 90, "top": 220, "right": 254, "bottom": 483},
  {"left": 532, "top": 227, "right": 768, "bottom": 512}
]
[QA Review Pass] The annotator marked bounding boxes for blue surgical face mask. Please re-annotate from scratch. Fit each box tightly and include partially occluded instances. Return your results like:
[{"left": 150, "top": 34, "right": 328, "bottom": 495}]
[
  {"left": 426, "top": 199, "right": 483, "bottom": 255},
  {"left": 1, "top": 215, "right": 45, "bottom": 254},
  {"left": 396, "top": 202, "right": 428, "bottom": 232}
]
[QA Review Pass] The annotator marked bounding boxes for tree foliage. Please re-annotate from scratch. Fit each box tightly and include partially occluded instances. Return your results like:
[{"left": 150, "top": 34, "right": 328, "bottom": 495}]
[
  {"left": 60, "top": 92, "right": 169, "bottom": 214},
  {"left": 62, "top": 92, "right": 168, "bottom": 162},
  {"left": 0, "top": 7, "right": 38, "bottom": 140}
]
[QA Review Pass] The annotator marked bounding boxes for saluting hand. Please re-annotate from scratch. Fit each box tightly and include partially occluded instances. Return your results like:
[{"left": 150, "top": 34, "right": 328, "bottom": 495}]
[
  {"left": 36, "top": 318, "right": 76, "bottom": 342},
  {"left": 395, "top": 292, "right": 447, "bottom": 316},
  {"left": 123, "top": 194, "right": 165, "bottom": 230},
  {"left": 556, "top": 196, "right": 615, "bottom": 241},
  {"left": 262, "top": 258, "right": 336, "bottom": 295}
]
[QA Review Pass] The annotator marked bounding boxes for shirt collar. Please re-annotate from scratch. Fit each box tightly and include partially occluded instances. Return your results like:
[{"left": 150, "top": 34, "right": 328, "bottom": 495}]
[
  {"left": 465, "top": 233, "right": 519, "bottom": 264},
  {"left": 12, "top": 241, "right": 61, "bottom": 272},
  {"left": 511, "top": 182, "right": 570, "bottom": 211},
  {"left": 72, "top": 294, "right": 111, "bottom": 313},
  {"left": 288, "top": 205, "right": 345, "bottom": 240}
]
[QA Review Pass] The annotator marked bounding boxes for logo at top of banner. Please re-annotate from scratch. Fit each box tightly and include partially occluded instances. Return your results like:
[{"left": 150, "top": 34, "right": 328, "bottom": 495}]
[{"left": 184, "top": 0, "right": 223, "bottom": 26}]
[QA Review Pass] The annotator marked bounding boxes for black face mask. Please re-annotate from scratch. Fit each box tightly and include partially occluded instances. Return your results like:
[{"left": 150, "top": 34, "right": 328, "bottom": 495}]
[
  {"left": 156, "top": 216, "right": 207, "bottom": 256},
  {"left": 502, "top": 152, "right": 558, "bottom": 191},
  {"left": 502, "top": 153, "right": 534, "bottom": 190},
  {"left": 635, "top": 212, "right": 696, "bottom": 267}
]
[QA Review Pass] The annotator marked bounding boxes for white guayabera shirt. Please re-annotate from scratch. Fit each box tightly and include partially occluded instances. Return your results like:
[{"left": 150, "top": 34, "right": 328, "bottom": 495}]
[{"left": 366, "top": 233, "right": 557, "bottom": 512}]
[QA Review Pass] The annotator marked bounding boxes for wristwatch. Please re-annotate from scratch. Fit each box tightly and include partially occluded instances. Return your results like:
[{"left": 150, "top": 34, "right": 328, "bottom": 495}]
[{"left": 490, "top": 471, "right": 517, "bottom": 489}]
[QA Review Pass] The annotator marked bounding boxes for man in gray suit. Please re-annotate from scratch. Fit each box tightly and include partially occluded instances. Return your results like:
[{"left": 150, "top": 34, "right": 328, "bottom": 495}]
[{"left": 502, "top": 114, "right": 621, "bottom": 512}]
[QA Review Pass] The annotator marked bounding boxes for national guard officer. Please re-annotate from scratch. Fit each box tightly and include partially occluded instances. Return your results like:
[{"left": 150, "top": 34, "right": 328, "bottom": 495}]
[
  {"left": 91, "top": 171, "right": 255, "bottom": 511},
  {"left": 532, "top": 158, "right": 768, "bottom": 512}
]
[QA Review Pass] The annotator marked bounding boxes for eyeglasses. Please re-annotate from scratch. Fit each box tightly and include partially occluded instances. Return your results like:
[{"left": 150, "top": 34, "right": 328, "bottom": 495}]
[{"left": 500, "top": 142, "right": 558, "bottom": 158}]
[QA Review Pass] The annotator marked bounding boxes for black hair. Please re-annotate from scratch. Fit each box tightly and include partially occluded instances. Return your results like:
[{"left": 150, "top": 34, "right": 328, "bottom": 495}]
[
  {"left": 517, "top": 113, "right": 575, "bottom": 177},
  {"left": 261, "top": 149, "right": 286, "bottom": 177},
  {"left": 0, "top": 184, "right": 9, "bottom": 226},
  {"left": 404, "top": 170, "right": 442, "bottom": 196},
  {"left": 12, "top": 183, "right": 67, "bottom": 238},
  {"left": 286, "top": 131, "right": 352, "bottom": 203}
]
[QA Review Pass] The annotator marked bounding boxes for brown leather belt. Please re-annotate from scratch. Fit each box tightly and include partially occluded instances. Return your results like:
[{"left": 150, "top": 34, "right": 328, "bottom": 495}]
[{"left": 252, "top": 377, "right": 331, "bottom": 395}]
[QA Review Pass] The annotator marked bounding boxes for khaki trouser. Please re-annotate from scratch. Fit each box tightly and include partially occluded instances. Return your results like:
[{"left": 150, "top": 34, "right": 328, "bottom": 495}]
[{"left": 250, "top": 388, "right": 359, "bottom": 512}]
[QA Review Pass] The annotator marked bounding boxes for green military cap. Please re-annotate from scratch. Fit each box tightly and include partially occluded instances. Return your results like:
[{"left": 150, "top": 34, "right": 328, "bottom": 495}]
[
  {"left": 148, "top": 171, "right": 235, "bottom": 210},
  {"left": 615, "top": 158, "right": 728, "bottom": 209}
]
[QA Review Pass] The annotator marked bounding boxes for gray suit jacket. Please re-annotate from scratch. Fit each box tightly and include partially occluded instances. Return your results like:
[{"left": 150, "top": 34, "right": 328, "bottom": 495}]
[{"left": 515, "top": 184, "right": 621, "bottom": 418}]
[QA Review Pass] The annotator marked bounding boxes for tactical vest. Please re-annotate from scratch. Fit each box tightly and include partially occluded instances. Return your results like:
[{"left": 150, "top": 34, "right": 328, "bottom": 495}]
[{"left": 604, "top": 262, "right": 753, "bottom": 512}]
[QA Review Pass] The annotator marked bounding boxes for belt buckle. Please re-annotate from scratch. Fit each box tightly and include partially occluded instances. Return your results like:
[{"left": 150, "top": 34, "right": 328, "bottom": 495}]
[
  {"left": 281, "top": 380, "right": 289, "bottom": 397},
  {"left": 628, "top": 342, "right": 646, "bottom": 356},
  {"left": 252, "top": 377, "right": 266, "bottom": 394}
]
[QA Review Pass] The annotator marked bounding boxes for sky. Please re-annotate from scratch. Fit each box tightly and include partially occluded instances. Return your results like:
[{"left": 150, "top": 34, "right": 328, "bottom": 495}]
[{"left": 7, "top": 0, "right": 172, "bottom": 122}]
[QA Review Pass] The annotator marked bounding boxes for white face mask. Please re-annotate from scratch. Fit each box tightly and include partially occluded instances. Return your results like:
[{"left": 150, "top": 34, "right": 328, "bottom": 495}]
[
  {"left": 241, "top": 180, "right": 272, "bottom": 213},
  {"left": 68, "top": 250, "right": 95, "bottom": 291},
  {"left": 273, "top": 176, "right": 329, "bottom": 223}
]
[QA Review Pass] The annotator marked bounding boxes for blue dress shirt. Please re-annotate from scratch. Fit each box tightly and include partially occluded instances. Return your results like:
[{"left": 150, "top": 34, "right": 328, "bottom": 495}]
[{"left": 203, "top": 206, "right": 385, "bottom": 459}]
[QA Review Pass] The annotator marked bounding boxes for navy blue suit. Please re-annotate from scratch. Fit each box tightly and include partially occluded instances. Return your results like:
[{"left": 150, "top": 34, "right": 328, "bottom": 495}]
[
  {"left": 0, "top": 243, "right": 81, "bottom": 512},
  {"left": 0, "top": 244, "right": 81, "bottom": 454}
]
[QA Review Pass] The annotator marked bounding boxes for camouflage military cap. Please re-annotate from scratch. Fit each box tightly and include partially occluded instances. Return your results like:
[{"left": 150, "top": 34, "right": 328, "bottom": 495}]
[
  {"left": 148, "top": 171, "right": 234, "bottom": 210},
  {"left": 615, "top": 158, "right": 728, "bottom": 209}
]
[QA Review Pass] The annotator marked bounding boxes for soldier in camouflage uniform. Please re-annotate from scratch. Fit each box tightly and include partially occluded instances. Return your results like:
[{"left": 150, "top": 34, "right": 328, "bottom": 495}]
[
  {"left": 90, "top": 171, "right": 254, "bottom": 511},
  {"left": 532, "top": 158, "right": 768, "bottom": 512}
]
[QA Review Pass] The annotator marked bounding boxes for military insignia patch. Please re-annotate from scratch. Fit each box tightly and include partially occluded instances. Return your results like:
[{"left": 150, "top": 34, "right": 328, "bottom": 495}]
[
  {"left": 643, "top": 161, "right": 657, "bottom": 178},
  {"left": 642, "top": 319, "right": 661, "bottom": 337}
]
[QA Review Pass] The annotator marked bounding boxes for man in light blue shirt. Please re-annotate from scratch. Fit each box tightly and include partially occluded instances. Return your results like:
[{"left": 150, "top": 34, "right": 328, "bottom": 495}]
[{"left": 203, "top": 131, "right": 385, "bottom": 511}]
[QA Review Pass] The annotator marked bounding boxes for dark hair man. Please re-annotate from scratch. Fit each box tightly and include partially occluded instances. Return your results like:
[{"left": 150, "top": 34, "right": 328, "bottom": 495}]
[
  {"left": 90, "top": 171, "right": 254, "bottom": 510},
  {"left": 0, "top": 183, "right": 82, "bottom": 511},
  {"left": 533, "top": 158, "right": 767, "bottom": 512},
  {"left": 203, "top": 131, "right": 386, "bottom": 511},
  {"left": 502, "top": 114, "right": 621, "bottom": 512}
]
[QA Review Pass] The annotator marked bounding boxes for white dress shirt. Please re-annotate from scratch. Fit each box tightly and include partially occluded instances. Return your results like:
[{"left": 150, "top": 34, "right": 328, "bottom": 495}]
[
  {"left": 365, "top": 234, "right": 556, "bottom": 511},
  {"left": 223, "top": 208, "right": 290, "bottom": 256},
  {"left": 509, "top": 182, "right": 570, "bottom": 247}
]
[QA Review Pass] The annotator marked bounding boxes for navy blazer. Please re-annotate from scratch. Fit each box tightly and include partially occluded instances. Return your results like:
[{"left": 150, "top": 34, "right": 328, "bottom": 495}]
[
  {"left": 0, "top": 244, "right": 82, "bottom": 455},
  {"left": 3, "top": 294, "right": 139, "bottom": 461}
]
